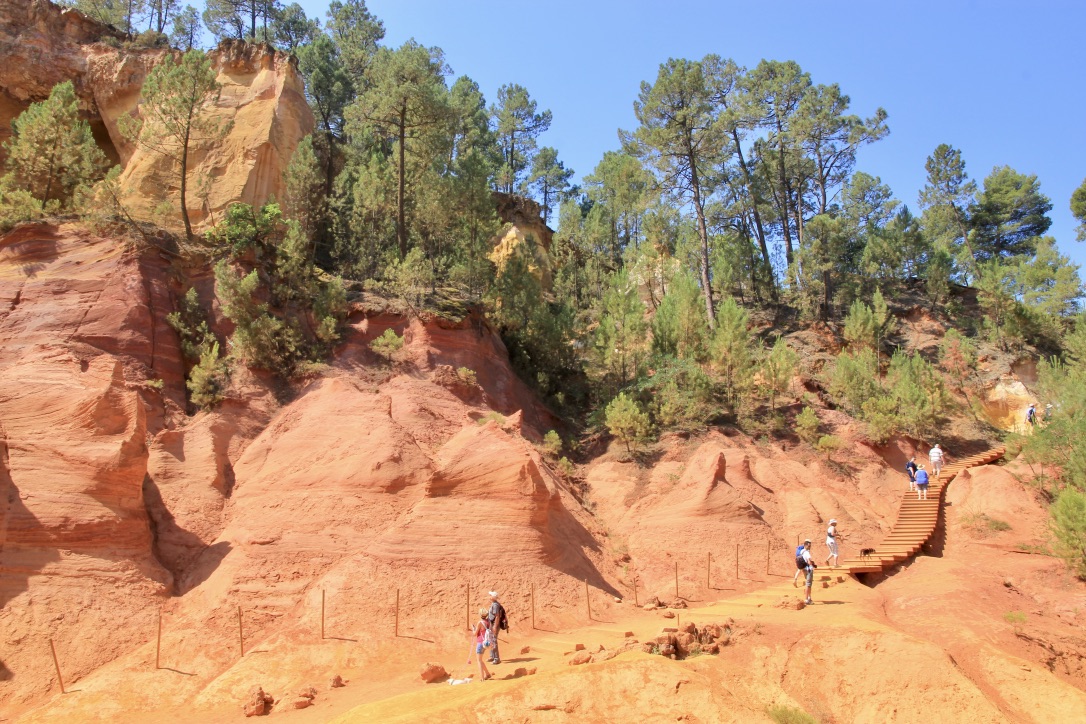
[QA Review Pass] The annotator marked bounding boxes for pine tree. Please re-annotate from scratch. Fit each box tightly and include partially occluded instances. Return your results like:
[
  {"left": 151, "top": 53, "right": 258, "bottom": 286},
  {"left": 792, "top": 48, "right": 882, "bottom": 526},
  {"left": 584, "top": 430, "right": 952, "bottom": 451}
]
[
  {"left": 761, "top": 337, "right": 798, "bottom": 412},
  {"left": 796, "top": 406, "right": 820, "bottom": 444},
  {"left": 971, "top": 166, "right": 1052, "bottom": 261},
  {"left": 711, "top": 297, "right": 755, "bottom": 410},
  {"left": 170, "top": 5, "right": 202, "bottom": 51},
  {"left": 651, "top": 270, "right": 707, "bottom": 361},
  {"left": 528, "top": 147, "right": 572, "bottom": 224},
  {"left": 1072, "top": 177, "right": 1086, "bottom": 242},
  {"left": 121, "top": 50, "right": 231, "bottom": 239},
  {"left": 490, "top": 84, "right": 552, "bottom": 193},
  {"left": 594, "top": 268, "right": 647, "bottom": 391},
  {"left": 2, "top": 81, "right": 108, "bottom": 208}
]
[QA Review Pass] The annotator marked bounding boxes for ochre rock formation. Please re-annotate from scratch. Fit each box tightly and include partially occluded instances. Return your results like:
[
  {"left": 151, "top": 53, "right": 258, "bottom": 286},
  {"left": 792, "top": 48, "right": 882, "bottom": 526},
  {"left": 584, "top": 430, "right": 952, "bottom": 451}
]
[
  {"left": 0, "top": 0, "right": 313, "bottom": 229},
  {"left": 489, "top": 192, "right": 554, "bottom": 288}
]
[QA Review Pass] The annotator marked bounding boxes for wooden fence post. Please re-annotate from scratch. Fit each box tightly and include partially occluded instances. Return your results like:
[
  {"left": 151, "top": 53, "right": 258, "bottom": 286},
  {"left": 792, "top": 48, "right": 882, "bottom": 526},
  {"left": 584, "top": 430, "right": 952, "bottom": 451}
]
[
  {"left": 531, "top": 583, "right": 536, "bottom": 629},
  {"left": 395, "top": 589, "right": 400, "bottom": 637},
  {"left": 706, "top": 552, "right": 711, "bottom": 590},
  {"left": 155, "top": 608, "right": 162, "bottom": 669},
  {"left": 674, "top": 560, "right": 679, "bottom": 598},
  {"left": 466, "top": 582, "right": 470, "bottom": 630},
  {"left": 321, "top": 589, "right": 325, "bottom": 640},
  {"left": 49, "top": 639, "right": 65, "bottom": 694},
  {"left": 237, "top": 606, "right": 244, "bottom": 658},
  {"left": 585, "top": 579, "right": 592, "bottom": 621},
  {"left": 766, "top": 540, "right": 771, "bottom": 576},
  {"left": 633, "top": 577, "right": 638, "bottom": 607},
  {"left": 735, "top": 543, "right": 739, "bottom": 580}
]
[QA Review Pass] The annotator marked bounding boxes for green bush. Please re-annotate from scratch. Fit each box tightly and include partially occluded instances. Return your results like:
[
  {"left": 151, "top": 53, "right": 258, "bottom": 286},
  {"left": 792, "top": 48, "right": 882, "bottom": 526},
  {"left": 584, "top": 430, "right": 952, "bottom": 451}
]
[
  {"left": 605, "top": 392, "right": 651, "bottom": 454},
  {"left": 542, "top": 430, "right": 562, "bottom": 458},
  {"left": 188, "top": 341, "right": 229, "bottom": 409},
  {"left": 795, "top": 406, "right": 820, "bottom": 445},
  {"left": 370, "top": 328, "right": 404, "bottom": 363},
  {"left": 816, "top": 435, "right": 843, "bottom": 461},
  {"left": 456, "top": 366, "right": 478, "bottom": 386},
  {"left": 767, "top": 704, "right": 818, "bottom": 724}
]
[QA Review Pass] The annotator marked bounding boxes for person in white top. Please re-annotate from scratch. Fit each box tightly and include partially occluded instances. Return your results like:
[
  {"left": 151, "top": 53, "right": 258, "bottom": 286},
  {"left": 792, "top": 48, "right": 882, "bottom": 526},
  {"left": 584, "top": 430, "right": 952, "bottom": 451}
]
[
  {"left": 929, "top": 444, "right": 946, "bottom": 478},
  {"left": 801, "top": 539, "right": 816, "bottom": 605},
  {"left": 824, "top": 519, "right": 840, "bottom": 567}
]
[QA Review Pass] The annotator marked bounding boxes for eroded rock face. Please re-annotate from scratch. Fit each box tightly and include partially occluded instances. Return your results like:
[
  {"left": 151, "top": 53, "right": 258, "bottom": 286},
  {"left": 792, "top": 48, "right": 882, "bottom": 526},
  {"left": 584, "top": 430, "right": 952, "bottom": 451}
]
[
  {"left": 0, "top": 0, "right": 313, "bottom": 229},
  {"left": 0, "top": 223, "right": 181, "bottom": 709}
]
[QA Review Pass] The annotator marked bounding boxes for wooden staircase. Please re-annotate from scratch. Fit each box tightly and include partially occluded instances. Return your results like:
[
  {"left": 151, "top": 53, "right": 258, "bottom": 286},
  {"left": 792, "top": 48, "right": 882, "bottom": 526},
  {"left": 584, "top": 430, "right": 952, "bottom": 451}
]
[{"left": 837, "top": 446, "right": 1006, "bottom": 574}]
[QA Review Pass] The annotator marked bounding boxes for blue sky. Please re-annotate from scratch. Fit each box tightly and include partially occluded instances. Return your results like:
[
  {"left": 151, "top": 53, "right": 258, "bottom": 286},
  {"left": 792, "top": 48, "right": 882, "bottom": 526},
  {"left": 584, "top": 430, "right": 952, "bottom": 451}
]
[{"left": 293, "top": 0, "right": 1086, "bottom": 267}]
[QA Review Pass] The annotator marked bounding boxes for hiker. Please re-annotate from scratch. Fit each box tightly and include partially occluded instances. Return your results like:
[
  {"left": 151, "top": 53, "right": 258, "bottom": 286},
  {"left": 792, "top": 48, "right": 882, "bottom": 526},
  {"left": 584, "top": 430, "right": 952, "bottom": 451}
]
[
  {"left": 824, "top": 519, "right": 840, "bottom": 568},
  {"left": 1044, "top": 404, "right": 1053, "bottom": 424},
  {"left": 915, "top": 464, "right": 930, "bottom": 500},
  {"left": 467, "top": 608, "right": 492, "bottom": 681},
  {"left": 929, "top": 444, "right": 946, "bottom": 479},
  {"left": 1026, "top": 403, "right": 1037, "bottom": 427},
  {"left": 800, "top": 539, "right": 816, "bottom": 605},
  {"left": 905, "top": 456, "right": 918, "bottom": 492},
  {"left": 486, "top": 591, "right": 507, "bottom": 665},
  {"left": 793, "top": 541, "right": 807, "bottom": 587}
]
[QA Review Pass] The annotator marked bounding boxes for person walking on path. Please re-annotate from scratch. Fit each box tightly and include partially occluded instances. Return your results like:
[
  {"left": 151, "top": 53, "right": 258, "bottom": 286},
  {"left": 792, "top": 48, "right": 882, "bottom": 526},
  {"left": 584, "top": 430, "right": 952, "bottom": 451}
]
[
  {"left": 801, "top": 539, "right": 817, "bottom": 605},
  {"left": 929, "top": 444, "right": 946, "bottom": 479},
  {"left": 467, "top": 608, "right": 492, "bottom": 681},
  {"left": 824, "top": 519, "right": 840, "bottom": 568},
  {"left": 905, "top": 456, "right": 918, "bottom": 492},
  {"left": 915, "top": 464, "right": 930, "bottom": 500},
  {"left": 486, "top": 591, "right": 504, "bottom": 665},
  {"left": 1026, "top": 403, "right": 1037, "bottom": 428}
]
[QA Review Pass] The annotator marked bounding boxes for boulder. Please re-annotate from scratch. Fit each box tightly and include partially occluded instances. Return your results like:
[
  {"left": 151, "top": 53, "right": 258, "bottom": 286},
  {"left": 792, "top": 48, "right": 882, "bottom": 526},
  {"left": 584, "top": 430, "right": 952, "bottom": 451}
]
[
  {"left": 679, "top": 621, "right": 696, "bottom": 634},
  {"left": 297, "top": 686, "right": 317, "bottom": 700},
  {"left": 419, "top": 663, "right": 448, "bottom": 683},
  {"left": 569, "top": 650, "right": 593, "bottom": 666},
  {"left": 291, "top": 697, "right": 312, "bottom": 710},
  {"left": 520, "top": 645, "right": 531, "bottom": 654},
  {"left": 662, "top": 610, "right": 676, "bottom": 619},
  {"left": 776, "top": 596, "right": 806, "bottom": 610},
  {"left": 243, "top": 686, "right": 274, "bottom": 717},
  {"left": 329, "top": 675, "right": 346, "bottom": 689}
]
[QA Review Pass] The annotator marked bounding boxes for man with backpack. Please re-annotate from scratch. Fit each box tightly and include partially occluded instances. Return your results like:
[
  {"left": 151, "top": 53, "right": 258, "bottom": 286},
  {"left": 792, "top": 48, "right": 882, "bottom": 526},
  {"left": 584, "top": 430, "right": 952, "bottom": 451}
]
[
  {"left": 905, "top": 456, "right": 918, "bottom": 492},
  {"left": 486, "top": 591, "right": 508, "bottom": 665},
  {"left": 792, "top": 541, "right": 807, "bottom": 587},
  {"left": 1026, "top": 403, "right": 1037, "bottom": 427}
]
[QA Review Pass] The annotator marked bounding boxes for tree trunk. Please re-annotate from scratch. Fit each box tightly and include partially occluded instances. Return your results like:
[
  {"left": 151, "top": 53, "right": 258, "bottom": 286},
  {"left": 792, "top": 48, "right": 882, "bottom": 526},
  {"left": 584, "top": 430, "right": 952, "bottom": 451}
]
[
  {"left": 774, "top": 120, "right": 794, "bottom": 267},
  {"left": 732, "top": 128, "right": 773, "bottom": 280},
  {"left": 688, "top": 149, "right": 716, "bottom": 329},
  {"left": 396, "top": 104, "right": 407, "bottom": 259},
  {"left": 180, "top": 124, "right": 193, "bottom": 240}
]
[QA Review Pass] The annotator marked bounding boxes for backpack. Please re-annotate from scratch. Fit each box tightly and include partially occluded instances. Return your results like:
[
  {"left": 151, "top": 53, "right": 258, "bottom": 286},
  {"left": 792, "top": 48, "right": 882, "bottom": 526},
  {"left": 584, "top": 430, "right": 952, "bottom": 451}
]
[
  {"left": 795, "top": 545, "right": 806, "bottom": 570},
  {"left": 1027, "top": 408, "right": 1036, "bottom": 423},
  {"left": 496, "top": 602, "right": 509, "bottom": 631},
  {"left": 481, "top": 620, "right": 492, "bottom": 647}
]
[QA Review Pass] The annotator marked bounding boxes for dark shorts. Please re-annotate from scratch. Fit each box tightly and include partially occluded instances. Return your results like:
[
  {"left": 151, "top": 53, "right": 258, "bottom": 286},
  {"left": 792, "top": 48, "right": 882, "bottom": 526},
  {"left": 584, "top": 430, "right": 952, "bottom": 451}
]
[
  {"left": 476, "top": 642, "right": 487, "bottom": 654},
  {"left": 918, "top": 482, "right": 929, "bottom": 488}
]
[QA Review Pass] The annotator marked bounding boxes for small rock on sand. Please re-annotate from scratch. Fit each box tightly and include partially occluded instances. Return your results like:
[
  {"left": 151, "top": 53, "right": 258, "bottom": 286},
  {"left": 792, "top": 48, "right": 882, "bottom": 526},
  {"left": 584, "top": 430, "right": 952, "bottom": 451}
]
[
  {"left": 520, "top": 645, "right": 531, "bottom": 654},
  {"left": 329, "top": 675, "right": 346, "bottom": 689},
  {"left": 569, "top": 650, "right": 592, "bottom": 666},
  {"left": 243, "top": 686, "right": 274, "bottom": 717},
  {"left": 420, "top": 663, "right": 448, "bottom": 683},
  {"left": 661, "top": 611, "right": 675, "bottom": 619}
]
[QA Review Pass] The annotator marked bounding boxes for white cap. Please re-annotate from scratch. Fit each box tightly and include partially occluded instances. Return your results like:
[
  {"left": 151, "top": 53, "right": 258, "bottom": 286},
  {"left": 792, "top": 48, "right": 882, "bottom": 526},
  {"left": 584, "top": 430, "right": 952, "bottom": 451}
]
[
  {"left": 829, "top": 519, "right": 837, "bottom": 524},
  {"left": 488, "top": 590, "right": 498, "bottom": 598}
]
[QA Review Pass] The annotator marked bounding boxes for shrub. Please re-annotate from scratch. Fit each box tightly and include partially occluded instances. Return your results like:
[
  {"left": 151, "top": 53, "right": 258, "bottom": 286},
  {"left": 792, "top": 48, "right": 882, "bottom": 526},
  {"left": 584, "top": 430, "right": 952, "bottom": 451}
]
[
  {"left": 767, "top": 704, "right": 818, "bottom": 724},
  {"left": 542, "top": 430, "right": 562, "bottom": 458},
  {"left": 0, "top": 175, "right": 43, "bottom": 231},
  {"left": 605, "top": 392, "right": 651, "bottom": 454},
  {"left": 795, "top": 406, "right": 820, "bottom": 445},
  {"left": 456, "top": 366, "right": 477, "bottom": 386},
  {"left": 370, "top": 328, "right": 404, "bottom": 364},
  {"left": 188, "top": 341, "right": 229, "bottom": 409},
  {"left": 477, "top": 411, "right": 506, "bottom": 426},
  {"left": 816, "top": 435, "right": 843, "bottom": 461},
  {"left": 1003, "top": 610, "right": 1027, "bottom": 633},
  {"left": 556, "top": 456, "right": 574, "bottom": 478}
]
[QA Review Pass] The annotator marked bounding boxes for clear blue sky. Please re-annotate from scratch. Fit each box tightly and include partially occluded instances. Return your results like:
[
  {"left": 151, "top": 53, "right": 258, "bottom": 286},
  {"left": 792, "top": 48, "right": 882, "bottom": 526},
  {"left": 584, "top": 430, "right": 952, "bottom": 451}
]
[{"left": 294, "top": 0, "right": 1086, "bottom": 267}]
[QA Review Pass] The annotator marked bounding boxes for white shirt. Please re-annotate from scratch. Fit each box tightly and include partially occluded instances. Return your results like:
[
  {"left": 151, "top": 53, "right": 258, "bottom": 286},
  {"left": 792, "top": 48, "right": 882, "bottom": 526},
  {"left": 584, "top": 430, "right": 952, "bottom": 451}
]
[
  {"left": 929, "top": 447, "right": 943, "bottom": 463},
  {"left": 826, "top": 525, "right": 837, "bottom": 543},
  {"left": 801, "top": 548, "right": 813, "bottom": 569}
]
